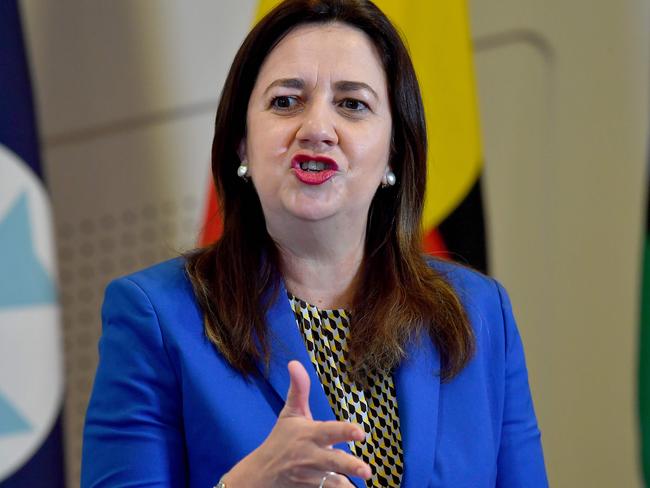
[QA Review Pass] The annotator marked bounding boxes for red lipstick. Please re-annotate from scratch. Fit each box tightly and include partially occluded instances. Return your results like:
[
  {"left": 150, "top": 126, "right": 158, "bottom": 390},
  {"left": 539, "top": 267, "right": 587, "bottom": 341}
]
[{"left": 290, "top": 154, "right": 339, "bottom": 185}]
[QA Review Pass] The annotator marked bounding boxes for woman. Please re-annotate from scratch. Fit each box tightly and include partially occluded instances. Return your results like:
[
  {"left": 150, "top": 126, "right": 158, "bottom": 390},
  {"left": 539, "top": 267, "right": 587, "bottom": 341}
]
[{"left": 81, "top": 1, "right": 547, "bottom": 487}]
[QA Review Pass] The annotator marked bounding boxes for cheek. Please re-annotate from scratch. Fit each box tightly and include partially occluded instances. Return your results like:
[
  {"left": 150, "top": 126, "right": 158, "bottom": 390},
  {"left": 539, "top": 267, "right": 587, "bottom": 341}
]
[
  {"left": 246, "top": 119, "right": 292, "bottom": 201},
  {"left": 246, "top": 118, "right": 293, "bottom": 168},
  {"left": 347, "top": 127, "right": 392, "bottom": 175}
]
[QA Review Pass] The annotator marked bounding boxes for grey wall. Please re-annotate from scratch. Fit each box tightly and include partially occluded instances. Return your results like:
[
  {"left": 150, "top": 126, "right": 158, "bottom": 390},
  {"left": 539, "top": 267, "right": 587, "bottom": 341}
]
[{"left": 472, "top": 0, "right": 649, "bottom": 486}]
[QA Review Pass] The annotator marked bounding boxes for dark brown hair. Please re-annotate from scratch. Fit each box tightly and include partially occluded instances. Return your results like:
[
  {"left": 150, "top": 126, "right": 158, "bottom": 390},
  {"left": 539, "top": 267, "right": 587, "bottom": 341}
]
[{"left": 186, "top": 0, "right": 474, "bottom": 382}]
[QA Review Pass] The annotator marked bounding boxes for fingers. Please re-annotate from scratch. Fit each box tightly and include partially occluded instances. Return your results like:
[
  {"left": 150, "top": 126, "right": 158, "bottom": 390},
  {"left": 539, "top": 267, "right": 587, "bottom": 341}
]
[
  {"left": 330, "top": 473, "right": 357, "bottom": 488},
  {"left": 313, "top": 471, "right": 357, "bottom": 487},
  {"left": 289, "top": 468, "right": 358, "bottom": 488},
  {"left": 329, "top": 473, "right": 358, "bottom": 487},
  {"left": 293, "top": 448, "right": 371, "bottom": 484},
  {"left": 281, "top": 360, "right": 312, "bottom": 419},
  {"left": 312, "top": 420, "right": 366, "bottom": 447},
  {"left": 317, "top": 449, "right": 372, "bottom": 480}
]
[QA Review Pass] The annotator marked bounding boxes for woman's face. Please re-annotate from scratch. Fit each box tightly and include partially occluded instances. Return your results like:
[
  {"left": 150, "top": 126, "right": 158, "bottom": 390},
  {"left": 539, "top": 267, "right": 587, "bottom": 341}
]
[{"left": 242, "top": 22, "right": 392, "bottom": 227}]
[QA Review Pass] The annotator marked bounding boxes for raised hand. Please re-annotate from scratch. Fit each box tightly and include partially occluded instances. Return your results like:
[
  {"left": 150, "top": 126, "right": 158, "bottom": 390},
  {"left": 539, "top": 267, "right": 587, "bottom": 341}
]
[{"left": 222, "top": 361, "right": 372, "bottom": 487}]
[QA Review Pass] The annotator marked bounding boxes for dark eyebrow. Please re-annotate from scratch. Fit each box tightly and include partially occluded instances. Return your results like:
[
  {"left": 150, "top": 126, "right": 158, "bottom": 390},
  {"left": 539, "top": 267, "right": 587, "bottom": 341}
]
[
  {"left": 334, "top": 80, "right": 378, "bottom": 100},
  {"left": 263, "top": 78, "right": 378, "bottom": 100},
  {"left": 263, "top": 78, "right": 305, "bottom": 95}
]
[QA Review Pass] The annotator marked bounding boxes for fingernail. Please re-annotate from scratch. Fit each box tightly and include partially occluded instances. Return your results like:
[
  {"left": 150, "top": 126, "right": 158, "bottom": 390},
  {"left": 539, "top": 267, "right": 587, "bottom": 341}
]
[{"left": 358, "top": 466, "right": 371, "bottom": 478}]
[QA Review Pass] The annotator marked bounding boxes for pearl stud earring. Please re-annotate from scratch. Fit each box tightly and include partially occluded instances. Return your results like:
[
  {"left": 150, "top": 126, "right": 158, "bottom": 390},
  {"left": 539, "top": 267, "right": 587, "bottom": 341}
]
[
  {"left": 385, "top": 170, "right": 396, "bottom": 186},
  {"left": 237, "top": 164, "right": 248, "bottom": 179}
]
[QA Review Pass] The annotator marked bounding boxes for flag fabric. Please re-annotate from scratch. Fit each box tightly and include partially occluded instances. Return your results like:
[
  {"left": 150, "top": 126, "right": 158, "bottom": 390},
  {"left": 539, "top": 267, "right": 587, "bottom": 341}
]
[
  {"left": 640, "top": 153, "right": 650, "bottom": 485},
  {"left": 0, "top": 2, "right": 66, "bottom": 487},
  {"left": 374, "top": 1, "right": 486, "bottom": 272},
  {"left": 200, "top": 0, "right": 487, "bottom": 273}
]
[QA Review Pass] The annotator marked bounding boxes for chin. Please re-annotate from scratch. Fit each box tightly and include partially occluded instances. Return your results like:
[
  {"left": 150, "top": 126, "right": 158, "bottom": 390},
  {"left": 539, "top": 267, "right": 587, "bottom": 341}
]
[
  {"left": 286, "top": 206, "right": 338, "bottom": 222},
  {"left": 280, "top": 188, "right": 343, "bottom": 222}
]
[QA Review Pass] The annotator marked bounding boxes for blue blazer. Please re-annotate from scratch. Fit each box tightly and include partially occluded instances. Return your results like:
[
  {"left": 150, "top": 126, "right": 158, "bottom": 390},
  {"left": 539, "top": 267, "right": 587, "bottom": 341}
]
[{"left": 81, "top": 258, "right": 547, "bottom": 487}]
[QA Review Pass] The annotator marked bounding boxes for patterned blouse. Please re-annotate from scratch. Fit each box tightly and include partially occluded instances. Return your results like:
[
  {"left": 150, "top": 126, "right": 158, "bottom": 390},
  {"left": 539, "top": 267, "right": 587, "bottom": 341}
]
[{"left": 288, "top": 294, "right": 404, "bottom": 487}]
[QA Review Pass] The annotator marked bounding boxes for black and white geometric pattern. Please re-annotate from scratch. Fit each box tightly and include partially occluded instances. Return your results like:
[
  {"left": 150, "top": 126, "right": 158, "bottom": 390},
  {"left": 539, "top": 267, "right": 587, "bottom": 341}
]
[{"left": 289, "top": 294, "right": 404, "bottom": 487}]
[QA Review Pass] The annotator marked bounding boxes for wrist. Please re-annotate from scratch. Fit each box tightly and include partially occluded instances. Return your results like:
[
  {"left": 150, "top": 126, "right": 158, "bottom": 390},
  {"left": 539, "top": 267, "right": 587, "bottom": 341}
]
[{"left": 221, "top": 449, "right": 265, "bottom": 488}]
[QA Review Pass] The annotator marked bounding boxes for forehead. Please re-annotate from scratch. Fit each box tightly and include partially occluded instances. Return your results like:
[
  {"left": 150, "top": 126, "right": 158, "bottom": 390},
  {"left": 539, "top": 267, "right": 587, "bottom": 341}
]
[{"left": 255, "top": 22, "right": 387, "bottom": 92}]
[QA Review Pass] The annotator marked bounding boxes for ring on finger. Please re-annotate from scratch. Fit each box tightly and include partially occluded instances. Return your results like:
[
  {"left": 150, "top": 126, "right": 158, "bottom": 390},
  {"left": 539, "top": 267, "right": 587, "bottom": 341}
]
[{"left": 319, "top": 471, "right": 338, "bottom": 488}]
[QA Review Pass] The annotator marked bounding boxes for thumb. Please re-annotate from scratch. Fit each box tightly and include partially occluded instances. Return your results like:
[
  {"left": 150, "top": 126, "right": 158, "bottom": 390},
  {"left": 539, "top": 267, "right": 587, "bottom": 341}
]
[{"left": 280, "top": 360, "right": 312, "bottom": 420}]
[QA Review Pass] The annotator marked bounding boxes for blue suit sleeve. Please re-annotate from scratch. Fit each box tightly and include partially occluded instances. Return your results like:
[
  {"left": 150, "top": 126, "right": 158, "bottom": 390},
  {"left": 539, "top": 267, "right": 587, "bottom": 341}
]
[
  {"left": 494, "top": 281, "right": 548, "bottom": 487},
  {"left": 81, "top": 278, "right": 186, "bottom": 487}
]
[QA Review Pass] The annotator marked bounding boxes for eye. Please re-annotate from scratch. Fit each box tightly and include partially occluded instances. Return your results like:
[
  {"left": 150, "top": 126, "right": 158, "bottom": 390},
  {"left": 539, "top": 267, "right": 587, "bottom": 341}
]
[
  {"left": 339, "top": 98, "right": 369, "bottom": 111},
  {"left": 270, "top": 95, "right": 299, "bottom": 111}
]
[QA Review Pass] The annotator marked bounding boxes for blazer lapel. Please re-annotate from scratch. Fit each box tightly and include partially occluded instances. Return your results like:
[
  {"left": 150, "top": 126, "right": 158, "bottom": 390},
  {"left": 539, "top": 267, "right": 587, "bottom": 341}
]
[
  {"left": 394, "top": 337, "right": 441, "bottom": 488},
  {"left": 258, "top": 280, "right": 336, "bottom": 422},
  {"left": 257, "top": 281, "right": 366, "bottom": 487}
]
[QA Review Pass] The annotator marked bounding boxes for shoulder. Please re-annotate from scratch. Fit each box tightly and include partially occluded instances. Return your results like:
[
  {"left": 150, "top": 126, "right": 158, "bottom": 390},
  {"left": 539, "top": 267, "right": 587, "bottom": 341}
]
[
  {"left": 104, "top": 256, "right": 196, "bottom": 308},
  {"left": 102, "top": 256, "right": 203, "bottom": 338},
  {"left": 427, "top": 257, "right": 507, "bottom": 313},
  {"left": 109, "top": 256, "right": 192, "bottom": 295},
  {"left": 426, "top": 257, "right": 516, "bottom": 361}
]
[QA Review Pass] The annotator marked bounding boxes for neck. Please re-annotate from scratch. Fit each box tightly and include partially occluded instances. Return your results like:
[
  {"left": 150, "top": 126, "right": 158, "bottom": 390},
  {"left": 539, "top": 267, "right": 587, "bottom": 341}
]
[{"left": 267, "top": 215, "right": 366, "bottom": 309}]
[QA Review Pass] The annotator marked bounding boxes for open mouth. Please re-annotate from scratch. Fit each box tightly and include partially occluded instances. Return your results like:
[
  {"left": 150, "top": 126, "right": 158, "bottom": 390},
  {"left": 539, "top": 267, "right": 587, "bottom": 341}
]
[
  {"left": 291, "top": 154, "right": 339, "bottom": 185},
  {"left": 299, "top": 160, "right": 331, "bottom": 172}
]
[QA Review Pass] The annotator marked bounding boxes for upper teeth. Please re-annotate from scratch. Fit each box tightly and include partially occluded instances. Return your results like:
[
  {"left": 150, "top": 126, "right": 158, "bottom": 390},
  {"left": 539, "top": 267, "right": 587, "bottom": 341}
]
[{"left": 301, "top": 161, "right": 326, "bottom": 171}]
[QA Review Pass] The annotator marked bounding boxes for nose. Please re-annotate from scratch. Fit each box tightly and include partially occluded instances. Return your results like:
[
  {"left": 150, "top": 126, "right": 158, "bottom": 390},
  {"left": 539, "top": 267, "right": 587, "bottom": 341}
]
[{"left": 295, "top": 98, "right": 338, "bottom": 150}]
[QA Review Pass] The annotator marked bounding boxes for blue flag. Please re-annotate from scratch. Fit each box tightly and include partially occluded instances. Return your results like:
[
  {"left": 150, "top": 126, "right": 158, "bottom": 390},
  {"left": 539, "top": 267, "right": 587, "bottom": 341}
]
[{"left": 0, "top": 2, "right": 66, "bottom": 487}]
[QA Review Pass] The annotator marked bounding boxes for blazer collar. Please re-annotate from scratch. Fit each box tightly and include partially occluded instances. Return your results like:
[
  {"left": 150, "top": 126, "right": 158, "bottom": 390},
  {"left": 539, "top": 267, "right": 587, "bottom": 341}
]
[{"left": 259, "top": 281, "right": 440, "bottom": 488}]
